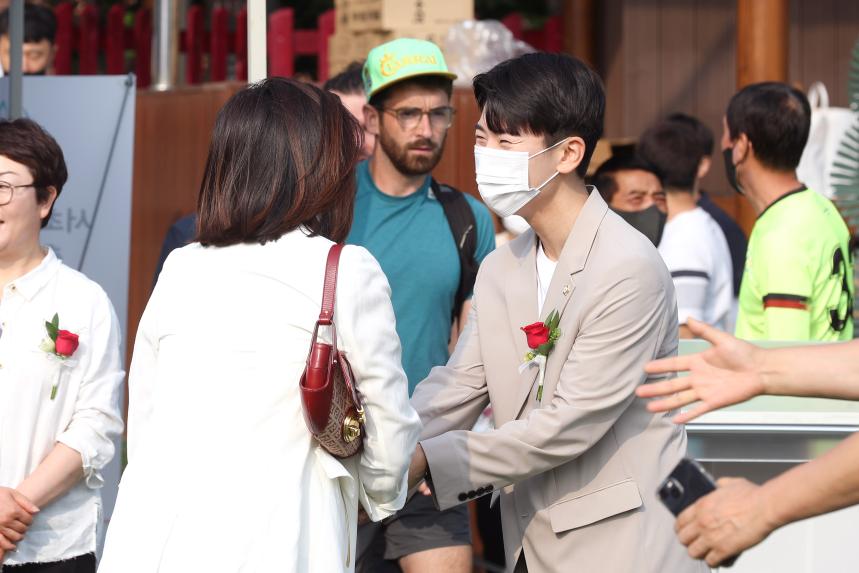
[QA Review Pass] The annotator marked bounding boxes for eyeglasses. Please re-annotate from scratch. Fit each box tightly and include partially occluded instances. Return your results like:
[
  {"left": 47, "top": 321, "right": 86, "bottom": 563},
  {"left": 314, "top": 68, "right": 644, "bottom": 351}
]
[
  {"left": 382, "top": 106, "right": 455, "bottom": 131},
  {"left": 0, "top": 181, "right": 35, "bottom": 206}
]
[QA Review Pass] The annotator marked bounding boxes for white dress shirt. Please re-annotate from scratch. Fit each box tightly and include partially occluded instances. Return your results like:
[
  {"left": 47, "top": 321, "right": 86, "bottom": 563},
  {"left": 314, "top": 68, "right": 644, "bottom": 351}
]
[
  {"left": 536, "top": 241, "right": 557, "bottom": 313},
  {"left": 0, "top": 248, "right": 124, "bottom": 566},
  {"left": 100, "top": 230, "right": 421, "bottom": 573}
]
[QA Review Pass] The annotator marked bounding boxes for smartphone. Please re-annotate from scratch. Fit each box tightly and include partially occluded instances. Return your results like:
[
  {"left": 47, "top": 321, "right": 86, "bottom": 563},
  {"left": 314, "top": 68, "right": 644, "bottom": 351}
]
[{"left": 657, "top": 458, "right": 739, "bottom": 568}]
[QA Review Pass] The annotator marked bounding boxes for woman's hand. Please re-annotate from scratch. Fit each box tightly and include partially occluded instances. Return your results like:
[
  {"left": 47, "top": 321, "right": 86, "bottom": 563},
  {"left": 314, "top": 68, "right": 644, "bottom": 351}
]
[
  {"left": 636, "top": 319, "right": 766, "bottom": 423},
  {"left": 0, "top": 487, "right": 38, "bottom": 555}
]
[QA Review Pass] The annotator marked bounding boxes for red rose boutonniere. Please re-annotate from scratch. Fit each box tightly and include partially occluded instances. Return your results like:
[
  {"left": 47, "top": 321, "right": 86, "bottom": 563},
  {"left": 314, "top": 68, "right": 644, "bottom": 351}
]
[
  {"left": 39, "top": 313, "right": 80, "bottom": 400},
  {"left": 519, "top": 310, "right": 561, "bottom": 403}
]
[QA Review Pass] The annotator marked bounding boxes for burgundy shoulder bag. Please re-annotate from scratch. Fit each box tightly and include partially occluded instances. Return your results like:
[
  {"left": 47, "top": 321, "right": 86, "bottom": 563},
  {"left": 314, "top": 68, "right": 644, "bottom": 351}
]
[{"left": 299, "top": 244, "right": 365, "bottom": 458}]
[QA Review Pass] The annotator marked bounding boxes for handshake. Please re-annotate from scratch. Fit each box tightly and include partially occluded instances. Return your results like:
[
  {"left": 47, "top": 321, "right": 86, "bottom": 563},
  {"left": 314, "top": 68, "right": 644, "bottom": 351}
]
[
  {"left": 0, "top": 487, "right": 39, "bottom": 563},
  {"left": 359, "top": 445, "right": 432, "bottom": 526}
]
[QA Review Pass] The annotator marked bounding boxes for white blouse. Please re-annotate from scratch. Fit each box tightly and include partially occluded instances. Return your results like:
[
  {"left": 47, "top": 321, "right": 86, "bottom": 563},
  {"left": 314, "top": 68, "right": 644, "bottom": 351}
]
[
  {"left": 100, "top": 231, "right": 421, "bottom": 573},
  {"left": 0, "top": 249, "right": 124, "bottom": 566}
]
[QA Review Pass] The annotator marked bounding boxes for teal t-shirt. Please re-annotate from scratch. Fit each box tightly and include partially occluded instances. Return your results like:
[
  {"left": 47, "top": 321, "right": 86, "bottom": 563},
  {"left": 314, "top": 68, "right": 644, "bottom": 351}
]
[{"left": 347, "top": 160, "right": 496, "bottom": 394}]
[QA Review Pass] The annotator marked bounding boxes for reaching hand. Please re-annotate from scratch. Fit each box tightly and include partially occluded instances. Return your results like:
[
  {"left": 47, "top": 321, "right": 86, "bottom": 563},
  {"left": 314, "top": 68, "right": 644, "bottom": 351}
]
[
  {"left": 636, "top": 319, "right": 766, "bottom": 423},
  {"left": 0, "top": 487, "right": 37, "bottom": 553},
  {"left": 676, "top": 477, "right": 776, "bottom": 567}
]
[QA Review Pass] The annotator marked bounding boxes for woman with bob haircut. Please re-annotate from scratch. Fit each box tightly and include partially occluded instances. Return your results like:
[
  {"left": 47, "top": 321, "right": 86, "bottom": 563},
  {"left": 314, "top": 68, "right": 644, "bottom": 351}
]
[
  {"left": 100, "top": 78, "right": 421, "bottom": 573},
  {"left": 0, "top": 118, "right": 124, "bottom": 573}
]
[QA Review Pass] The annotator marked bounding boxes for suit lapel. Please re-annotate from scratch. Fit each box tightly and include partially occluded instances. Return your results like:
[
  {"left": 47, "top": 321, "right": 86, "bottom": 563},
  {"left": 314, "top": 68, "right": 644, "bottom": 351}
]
[
  {"left": 510, "top": 189, "right": 610, "bottom": 418},
  {"left": 504, "top": 231, "right": 541, "bottom": 415}
]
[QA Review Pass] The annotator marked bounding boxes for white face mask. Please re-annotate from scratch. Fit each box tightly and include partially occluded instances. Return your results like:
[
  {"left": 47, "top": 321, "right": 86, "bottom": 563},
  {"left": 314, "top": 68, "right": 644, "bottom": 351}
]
[{"left": 474, "top": 138, "right": 568, "bottom": 218}]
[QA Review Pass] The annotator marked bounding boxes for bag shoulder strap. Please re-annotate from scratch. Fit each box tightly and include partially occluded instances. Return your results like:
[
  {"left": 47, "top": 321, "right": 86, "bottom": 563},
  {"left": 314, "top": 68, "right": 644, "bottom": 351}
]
[
  {"left": 431, "top": 179, "right": 479, "bottom": 322},
  {"left": 319, "top": 244, "right": 344, "bottom": 326}
]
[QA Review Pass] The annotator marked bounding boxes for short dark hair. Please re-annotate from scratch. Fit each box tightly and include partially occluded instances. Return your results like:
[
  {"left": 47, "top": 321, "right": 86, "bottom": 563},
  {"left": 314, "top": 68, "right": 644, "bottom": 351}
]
[
  {"left": 197, "top": 77, "right": 362, "bottom": 247},
  {"left": 591, "top": 154, "right": 659, "bottom": 204},
  {"left": 0, "top": 4, "right": 57, "bottom": 44},
  {"left": 666, "top": 112, "right": 714, "bottom": 157},
  {"left": 323, "top": 61, "right": 365, "bottom": 95},
  {"left": 638, "top": 119, "right": 703, "bottom": 191},
  {"left": 368, "top": 74, "right": 453, "bottom": 109},
  {"left": 0, "top": 118, "right": 67, "bottom": 228},
  {"left": 473, "top": 53, "right": 605, "bottom": 178},
  {"left": 726, "top": 82, "right": 811, "bottom": 171}
]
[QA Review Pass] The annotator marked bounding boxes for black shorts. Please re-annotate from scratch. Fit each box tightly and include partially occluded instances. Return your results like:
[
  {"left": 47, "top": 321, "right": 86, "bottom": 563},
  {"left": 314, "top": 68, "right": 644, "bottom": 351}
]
[
  {"left": 4, "top": 553, "right": 96, "bottom": 573},
  {"left": 356, "top": 493, "right": 471, "bottom": 571}
]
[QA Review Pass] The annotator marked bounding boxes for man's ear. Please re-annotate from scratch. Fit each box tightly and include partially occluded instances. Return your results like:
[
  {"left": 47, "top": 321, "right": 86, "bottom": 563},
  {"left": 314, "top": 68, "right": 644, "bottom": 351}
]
[
  {"left": 556, "top": 137, "right": 587, "bottom": 175},
  {"left": 697, "top": 156, "right": 711, "bottom": 180},
  {"left": 364, "top": 104, "right": 380, "bottom": 137},
  {"left": 734, "top": 133, "right": 751, "bottom": 165}
]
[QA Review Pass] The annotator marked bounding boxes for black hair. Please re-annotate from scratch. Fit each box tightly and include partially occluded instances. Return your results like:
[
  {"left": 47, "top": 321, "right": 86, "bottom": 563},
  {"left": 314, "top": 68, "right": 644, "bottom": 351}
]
[
  {"left": 368, "top": 74, "right": 453, "bottom": 109},
  {"left": 473, "top": 52, "right": 605, "bottom": 178},
  {"left": 197, "top": 78, "right": 361, "bottom": 246},
  {"left": 0, "top": 118, "right": 68, "bottom": 228},
  {"left": 591, "top": 153, "right": 659, "bottom": 204},
  {"left": 323, "top": 61, "right": 364, "bottom": 95},
  {"left": 638, "top": 119, "right": 703, "bottom": 191},
  {"left": 0, "top": 4, "right": 56, "bottom": 44},
  {"left": 726, "top": 82, "right": 811, "bottom": 171},
  {"left": 666, "top": 112, "right": 714, "bottom": 157}
]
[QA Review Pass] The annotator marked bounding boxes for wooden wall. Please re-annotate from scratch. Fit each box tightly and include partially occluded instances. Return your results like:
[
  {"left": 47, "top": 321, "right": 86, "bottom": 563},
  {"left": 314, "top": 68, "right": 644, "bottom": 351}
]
[
  {"left": 432, "top": 88, "right": 481, "bottom": 200},
  {"left": 128, "top": 82, "right": 243, "bottom": 361},
  {"left": 790, "top": 0, "right": 859, "bottom": 105}
]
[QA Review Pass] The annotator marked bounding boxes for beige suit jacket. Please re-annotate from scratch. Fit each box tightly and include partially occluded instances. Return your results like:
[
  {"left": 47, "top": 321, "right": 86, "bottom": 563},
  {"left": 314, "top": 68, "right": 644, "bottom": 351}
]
[{"left": 411, "top": 190, "right": 708, "bottom": 573}]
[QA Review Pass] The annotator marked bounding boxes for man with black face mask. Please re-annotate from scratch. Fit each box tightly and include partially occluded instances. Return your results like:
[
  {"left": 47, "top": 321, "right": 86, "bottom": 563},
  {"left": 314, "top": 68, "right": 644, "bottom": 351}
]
[
  {"left": 591, "top": 153, "right": 666, "bottom": 246},
  {"left": 723, "top": 82, "right": 853, "bottom": 341},
  {"left": 0, "top": 4, "right": 56, "bottom": 76}
]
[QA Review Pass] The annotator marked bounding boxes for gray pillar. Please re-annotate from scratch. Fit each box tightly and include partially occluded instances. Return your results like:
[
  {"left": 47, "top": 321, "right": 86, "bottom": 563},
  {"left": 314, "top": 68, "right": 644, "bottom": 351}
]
[
  {"left": 9, "top": 0, "right": 23, "bottom": 119},
  {"left": 152, "top": 0, "right": 179, "bottom": 91}
]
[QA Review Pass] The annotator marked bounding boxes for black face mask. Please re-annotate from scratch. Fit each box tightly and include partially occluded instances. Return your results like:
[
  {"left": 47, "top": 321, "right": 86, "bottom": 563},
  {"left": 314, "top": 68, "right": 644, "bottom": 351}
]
[
  {"left": 613, "top": 205, "right": 666, "bottom": 246},
  {"left": 723, "top": 147, "right": 743, "bottom": 195}
]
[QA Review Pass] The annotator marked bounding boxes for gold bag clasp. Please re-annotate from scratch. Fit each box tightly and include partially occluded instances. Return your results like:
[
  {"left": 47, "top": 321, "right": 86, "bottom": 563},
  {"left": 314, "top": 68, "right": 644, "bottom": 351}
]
[{"left": 343, "top": 407, "right": 365, "bottom": 443}]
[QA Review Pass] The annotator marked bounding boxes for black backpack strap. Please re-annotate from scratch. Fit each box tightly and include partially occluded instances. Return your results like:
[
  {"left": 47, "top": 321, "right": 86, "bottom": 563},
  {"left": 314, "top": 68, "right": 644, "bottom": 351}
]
[{"left": 431, "top": 179, "right": 479, "bottom": 323}]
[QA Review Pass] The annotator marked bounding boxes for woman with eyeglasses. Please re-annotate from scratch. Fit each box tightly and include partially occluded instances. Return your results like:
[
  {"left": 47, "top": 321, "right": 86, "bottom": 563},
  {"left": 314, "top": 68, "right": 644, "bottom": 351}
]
[
  {"left": 98, "top": 77, "right": 421, "bottom": 573},
  {"left": 0, "top": 119, "right": 124, "bottom": 573}
]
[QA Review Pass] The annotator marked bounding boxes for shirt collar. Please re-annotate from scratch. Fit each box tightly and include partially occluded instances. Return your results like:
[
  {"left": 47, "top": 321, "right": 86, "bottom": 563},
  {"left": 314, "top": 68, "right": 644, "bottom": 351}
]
[{"left": 8, "top": 248, "right": 61, "bottom": 302}]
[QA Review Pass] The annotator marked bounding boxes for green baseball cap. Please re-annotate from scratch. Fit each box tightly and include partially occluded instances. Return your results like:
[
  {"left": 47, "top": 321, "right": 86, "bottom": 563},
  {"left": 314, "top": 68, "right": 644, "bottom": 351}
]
[{"left": 363, "top": 38, "right": 457, "bottom": 99}]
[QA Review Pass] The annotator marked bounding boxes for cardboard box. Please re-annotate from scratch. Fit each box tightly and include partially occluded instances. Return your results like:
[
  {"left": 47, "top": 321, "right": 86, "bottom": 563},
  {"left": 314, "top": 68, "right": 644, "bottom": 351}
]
[
  {"left": 373, "top": 25, "right": 451, "bottom": 48},
  {"left": 328, "top": 33, "right": 364, "bottom": 76},
  {"left": 334, "top": 0, "right": 351, "bottom": 32},
  {"left": 328, "top": 23, "right": 455, "bottom": 78},
  {"left": 346, "top": 0, "right": 473, "bottom": 32}
]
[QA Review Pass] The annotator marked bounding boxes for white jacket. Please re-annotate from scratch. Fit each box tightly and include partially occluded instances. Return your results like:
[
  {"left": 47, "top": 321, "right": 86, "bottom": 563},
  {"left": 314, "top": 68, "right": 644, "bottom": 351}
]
[{"left": 99, "top": 230, "right": 421, "bottom": 573}]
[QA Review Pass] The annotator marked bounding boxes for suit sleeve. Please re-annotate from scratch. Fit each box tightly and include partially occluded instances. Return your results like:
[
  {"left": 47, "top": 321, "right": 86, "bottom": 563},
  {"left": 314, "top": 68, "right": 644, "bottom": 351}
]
[
  {"left": 410, "top": 270, "right": 491, "bottom": 441},
  {"left": 420, "top": 264, "right": 675, "bottom": 510}
]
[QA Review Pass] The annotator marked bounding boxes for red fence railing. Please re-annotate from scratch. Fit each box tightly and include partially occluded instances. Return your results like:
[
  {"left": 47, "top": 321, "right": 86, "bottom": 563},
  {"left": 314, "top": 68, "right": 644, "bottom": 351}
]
[{"left": 49, "top": 3, "right": 560, "bottom": 89}]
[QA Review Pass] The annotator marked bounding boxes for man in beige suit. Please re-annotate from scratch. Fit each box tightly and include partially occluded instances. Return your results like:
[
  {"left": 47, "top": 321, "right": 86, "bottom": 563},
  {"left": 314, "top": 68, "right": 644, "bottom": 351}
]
[{"left": 408, "top": 53, "right": 708, "bottom": 573}]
